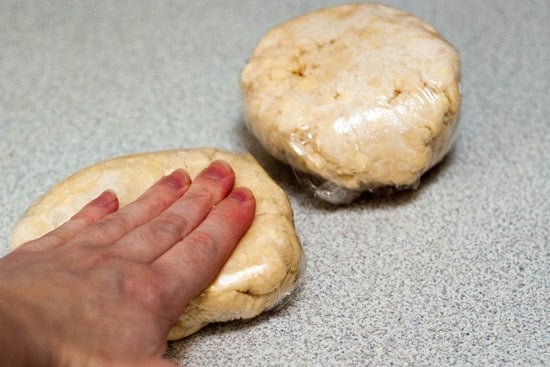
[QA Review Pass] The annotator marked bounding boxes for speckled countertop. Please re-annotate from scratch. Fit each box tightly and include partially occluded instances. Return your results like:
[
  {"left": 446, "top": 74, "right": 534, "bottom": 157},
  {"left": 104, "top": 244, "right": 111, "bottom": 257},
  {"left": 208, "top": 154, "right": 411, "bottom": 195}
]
[{"left": 1, "top": 0, "right": 548, "bottom": 365}]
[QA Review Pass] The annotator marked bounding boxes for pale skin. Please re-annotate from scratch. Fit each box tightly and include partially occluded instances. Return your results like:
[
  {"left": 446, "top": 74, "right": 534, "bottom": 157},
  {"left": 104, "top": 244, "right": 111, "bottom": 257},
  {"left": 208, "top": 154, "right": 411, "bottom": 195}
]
[{"left": 0, "top": 160, "right": 256, "bottom": 367}]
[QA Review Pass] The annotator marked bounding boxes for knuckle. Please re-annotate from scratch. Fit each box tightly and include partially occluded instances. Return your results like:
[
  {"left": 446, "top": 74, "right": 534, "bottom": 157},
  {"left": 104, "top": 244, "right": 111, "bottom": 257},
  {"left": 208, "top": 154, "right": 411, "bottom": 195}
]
[
  {"left": 149, "top": 214, "right": 188, "bottom": 239},
  {"left": 187, "top": 188, "right": 214, "bottom": 205},
  {"left": 189, "top": 230, "right": 219, "bottom": 258},
  {"left": 215, "top": 206, "right": 242, "bottom": 226},
  {"left": 96, "top": 214, "right": 133, "bottom": 234},
  {"left": 41, "top": 220, "right": 81, "bottom": 245},
  {"left": 143, "top": 191, "right": 173, "bottom": 212},
  {"left": 121, "top": 269, "right": 167, "bottom": 309},
  {"left": 181, "top": 189, "right": 215, "bottom": 215},
  {"left": 71, "top": 208, "right": 97, "bottom": 223}
]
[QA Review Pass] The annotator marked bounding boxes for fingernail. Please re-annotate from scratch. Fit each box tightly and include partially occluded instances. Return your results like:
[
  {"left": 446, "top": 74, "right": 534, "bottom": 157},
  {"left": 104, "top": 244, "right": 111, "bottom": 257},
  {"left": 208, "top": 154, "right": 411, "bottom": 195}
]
[
  {"left": 228, "top": 187, "right": 254, "bottom": 202},
  {"left": 92, "top": 190, "right": 118, "bottom": 207},
  {"left": 204, "top": 160, "right": 232, "bottom": 179},
  {"left": 165, "top": 169, "right": 190, "bottom": 189}
]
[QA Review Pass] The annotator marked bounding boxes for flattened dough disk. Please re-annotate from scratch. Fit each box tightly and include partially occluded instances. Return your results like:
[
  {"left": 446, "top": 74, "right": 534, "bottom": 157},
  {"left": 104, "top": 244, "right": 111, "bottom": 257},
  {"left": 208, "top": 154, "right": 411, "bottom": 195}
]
[
  {"left": 11, "top": 148, "right": 303, "bottom": 340},
  {"left": 241, "top": 3, "right": 461, "bottom": 202}
]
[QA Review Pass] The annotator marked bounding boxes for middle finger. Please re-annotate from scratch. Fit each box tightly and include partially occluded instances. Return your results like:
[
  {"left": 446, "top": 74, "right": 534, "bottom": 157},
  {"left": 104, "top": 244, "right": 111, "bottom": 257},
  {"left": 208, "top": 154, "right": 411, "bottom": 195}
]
[{"left": 110, "top": 160, "right": 236, "bottom": 262}]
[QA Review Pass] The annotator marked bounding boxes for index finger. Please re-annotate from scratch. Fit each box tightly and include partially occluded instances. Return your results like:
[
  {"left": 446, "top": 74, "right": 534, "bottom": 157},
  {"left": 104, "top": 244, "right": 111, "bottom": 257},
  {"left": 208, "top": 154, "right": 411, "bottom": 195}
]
[{"left": 69, "top": 169, "right": 191, "bottom": 247}]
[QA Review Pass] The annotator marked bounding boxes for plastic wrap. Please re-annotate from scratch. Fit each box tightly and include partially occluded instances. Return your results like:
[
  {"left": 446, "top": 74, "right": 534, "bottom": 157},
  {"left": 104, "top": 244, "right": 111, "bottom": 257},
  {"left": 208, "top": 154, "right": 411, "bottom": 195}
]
[
  {"left": 11, "top": 148, "right": 305, "bottom": 340},
  {"left": 240, "top": 3, "right": 461, "bottom": 204}
]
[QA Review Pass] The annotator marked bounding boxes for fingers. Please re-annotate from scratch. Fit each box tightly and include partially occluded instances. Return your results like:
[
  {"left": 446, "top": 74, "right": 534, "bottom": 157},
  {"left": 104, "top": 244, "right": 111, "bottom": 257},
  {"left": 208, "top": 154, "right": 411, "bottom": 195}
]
[
  {"left": 16, "top": 190, "right": 119, "bottom": 252},
  {"left": 110, "top": 160, "right": 236, "bottom": 263},
  {"left": 153, "top": 187, "right": 255, "bottom": 309},
  {"left": 69, "top": 169, "right": 191, "bottom": 247}
]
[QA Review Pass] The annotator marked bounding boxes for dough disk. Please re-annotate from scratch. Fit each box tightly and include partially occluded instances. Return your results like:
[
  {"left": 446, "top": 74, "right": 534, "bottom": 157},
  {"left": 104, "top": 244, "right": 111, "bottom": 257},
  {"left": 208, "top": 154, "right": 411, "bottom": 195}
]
[
  {"left": 241, "top": 3, "right": 461, "bottom": 202},
  {"left": 11, "top": 148, "right": 303, "bottom": 340}
]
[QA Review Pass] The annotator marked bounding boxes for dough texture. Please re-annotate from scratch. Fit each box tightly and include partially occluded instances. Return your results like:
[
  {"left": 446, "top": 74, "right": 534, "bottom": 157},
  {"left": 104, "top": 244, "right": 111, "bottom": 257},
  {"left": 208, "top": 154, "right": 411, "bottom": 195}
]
[
  {"left": 11, "top": 148, "right": 303, "bottom": 340},
  {"left": 241, "top": 3, "right": 461, "bottom": 201}
]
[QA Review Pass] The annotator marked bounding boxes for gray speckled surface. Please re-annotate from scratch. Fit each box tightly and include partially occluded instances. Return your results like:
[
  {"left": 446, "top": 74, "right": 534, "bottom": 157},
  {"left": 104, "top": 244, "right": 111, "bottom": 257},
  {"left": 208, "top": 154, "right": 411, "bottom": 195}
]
[{"left": 1, "top": 0, "right": 548, "bottom": 365}]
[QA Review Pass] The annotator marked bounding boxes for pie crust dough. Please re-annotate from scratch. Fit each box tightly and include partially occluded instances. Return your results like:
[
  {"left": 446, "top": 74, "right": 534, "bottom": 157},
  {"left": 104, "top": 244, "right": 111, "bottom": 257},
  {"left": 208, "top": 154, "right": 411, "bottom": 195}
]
[
  {"left": 241, "top": 3, "right": 461, "bottom": 200},
  {"left": 11, "top": 148, "right": 303, "bottom": 339}
]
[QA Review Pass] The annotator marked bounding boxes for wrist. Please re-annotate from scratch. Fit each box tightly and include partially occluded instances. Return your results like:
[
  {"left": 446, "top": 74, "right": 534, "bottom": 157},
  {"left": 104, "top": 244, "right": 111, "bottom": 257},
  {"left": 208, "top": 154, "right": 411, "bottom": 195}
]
[
  {"left": 0, "top": 289, "right": 54, "bottom": 367},
  {"left": 0, "top": 297, "right": 29, "bottom": 366}
]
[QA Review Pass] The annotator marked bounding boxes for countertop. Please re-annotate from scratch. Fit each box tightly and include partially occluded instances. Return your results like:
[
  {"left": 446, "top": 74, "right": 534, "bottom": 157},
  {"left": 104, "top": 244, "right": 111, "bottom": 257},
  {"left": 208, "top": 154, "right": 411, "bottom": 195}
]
[{"left": 1, "top": 0, "right": 548, "bottom": 365}]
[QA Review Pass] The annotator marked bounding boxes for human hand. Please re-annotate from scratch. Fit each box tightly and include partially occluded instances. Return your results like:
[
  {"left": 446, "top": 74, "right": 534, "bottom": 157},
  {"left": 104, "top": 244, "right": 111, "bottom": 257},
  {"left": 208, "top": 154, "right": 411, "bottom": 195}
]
[{"left": 0, "top": 161, "right": 255, "bottom": 367}]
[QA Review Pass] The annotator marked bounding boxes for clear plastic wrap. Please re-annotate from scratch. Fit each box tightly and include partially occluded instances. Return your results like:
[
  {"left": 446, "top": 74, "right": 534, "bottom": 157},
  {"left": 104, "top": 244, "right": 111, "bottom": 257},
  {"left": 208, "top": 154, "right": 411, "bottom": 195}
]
[
  {"left": 11, "top": 148, "right": 305, "bottom": 340},
  {"left": 240, "top": 3, "right": 461, "bottom": 204}
]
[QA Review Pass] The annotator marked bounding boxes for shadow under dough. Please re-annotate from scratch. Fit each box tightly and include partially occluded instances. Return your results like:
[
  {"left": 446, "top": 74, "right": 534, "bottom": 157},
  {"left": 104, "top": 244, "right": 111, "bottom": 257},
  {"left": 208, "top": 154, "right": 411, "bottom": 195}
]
[{"left": 234, "top": 116, "right": 457, "bottom": 210}]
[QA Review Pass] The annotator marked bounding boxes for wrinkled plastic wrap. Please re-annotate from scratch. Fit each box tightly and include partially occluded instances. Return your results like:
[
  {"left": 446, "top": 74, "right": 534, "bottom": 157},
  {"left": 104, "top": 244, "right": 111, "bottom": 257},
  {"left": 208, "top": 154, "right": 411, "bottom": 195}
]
[
  {"left": 241, "top": 3, "right": 461, "bottom": 204},
  {"left": 11, "top": 148, "right": 305, "bottom": 340}
]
